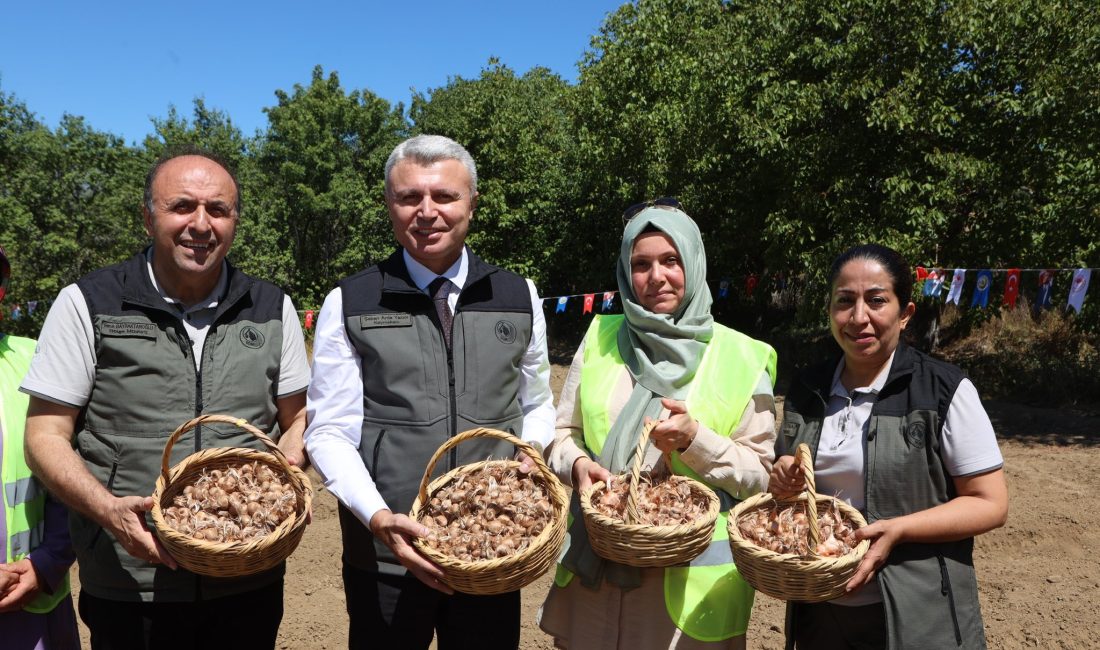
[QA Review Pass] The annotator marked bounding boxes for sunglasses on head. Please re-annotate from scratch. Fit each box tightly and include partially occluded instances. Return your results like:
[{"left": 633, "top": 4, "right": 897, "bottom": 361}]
[{"left": 621, "top": 197, "right": 682, "bottom": 225}]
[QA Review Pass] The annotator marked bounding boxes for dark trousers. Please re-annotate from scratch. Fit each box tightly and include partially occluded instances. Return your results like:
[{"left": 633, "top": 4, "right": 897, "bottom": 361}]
[
  {"left": 78, "top": 581, "right": 284, "bottom": 650},
  {"left": 790, "top": 601, "right": 888, "bottom": 650},
  {"left": 344, "top": 563, "right": 520, "bottom": 650}
]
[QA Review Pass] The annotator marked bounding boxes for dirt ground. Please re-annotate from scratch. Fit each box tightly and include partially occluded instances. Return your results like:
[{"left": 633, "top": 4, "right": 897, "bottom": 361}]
[{"left": 72, "top": 365, "right": 1100, "bottom": 649}]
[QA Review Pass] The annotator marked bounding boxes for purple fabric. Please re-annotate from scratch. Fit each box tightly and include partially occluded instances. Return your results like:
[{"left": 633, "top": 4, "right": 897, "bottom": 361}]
[
  {"left": 0, "top": 597, "right": 80, "bottom": 650},
  {"left": 26, "top": 495, "right": 76, "bottom": 594}
]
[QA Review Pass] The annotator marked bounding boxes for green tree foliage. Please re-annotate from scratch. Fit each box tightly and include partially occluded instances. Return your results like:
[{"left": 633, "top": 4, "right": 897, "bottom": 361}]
[
  {"left": 0, "top": 88, "right": 144, "bottom": 336},
  {"left": 1, "top": 0, "right": 1097, "bottom": 339},
  {"left": 255, "top": 66, "right": 406, "bottom": 308},
  {"left": 409, "top": 61, "right": 579, "bottom": 290},
  {"left": 572, "top": 0, "right": 1099, "bottom": 322}
]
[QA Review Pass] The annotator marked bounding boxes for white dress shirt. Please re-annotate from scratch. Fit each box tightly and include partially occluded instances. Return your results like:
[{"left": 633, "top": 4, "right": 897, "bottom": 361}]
[{"left": 304, "top": 249, "right": 555, "bottom": 528}]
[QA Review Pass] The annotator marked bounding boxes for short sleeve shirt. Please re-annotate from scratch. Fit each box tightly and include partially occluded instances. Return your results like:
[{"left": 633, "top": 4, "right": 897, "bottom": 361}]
[{"left": 21, "top": 258, "right": 309, "bottom": 408}]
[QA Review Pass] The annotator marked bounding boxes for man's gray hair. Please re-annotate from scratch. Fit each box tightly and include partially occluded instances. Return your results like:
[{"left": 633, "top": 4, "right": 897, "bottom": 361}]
[{"left": 384, "top": 135, "right": 478, "bottom": 196}]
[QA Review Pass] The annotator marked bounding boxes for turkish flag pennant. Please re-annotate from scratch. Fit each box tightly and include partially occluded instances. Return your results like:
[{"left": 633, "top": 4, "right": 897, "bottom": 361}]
[
  {"left": 1067, "top": 269, "right": 1092, "bottom": 313},
  {"left": 583, "top": 293, "right": 595, "bottom": 314},
  {"left": 970, "top": 270, "right": 992, "bottom": 308},
  {"left": 1036, "top": 270, "right": 1055, "bottom": 312},
  {"left": 915, "top": 266, "right": 929, "bottom": 295},
  {"left": 601, "top": 291, "right": 615, "bottom": 311},
  {"left": 946, "top": 269, "right": 966, "bottom": 305},
  {"left": 1003, "top": 269, "right": 1021, "bottom": 308},
  {"left": 555, "top": 297, "right": 569, "bottom": 313},
  {"left": 304, "top": 310, "right": 315, "bottom": 330},
  {"left": 718, "top": 279, "right": 730, "bottom": 299},
  {"left": 745, "top": 274, "right": 758, "bottom": 296}
]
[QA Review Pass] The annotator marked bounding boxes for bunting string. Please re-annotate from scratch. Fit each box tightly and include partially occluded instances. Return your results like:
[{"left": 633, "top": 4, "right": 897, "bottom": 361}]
[{"left": 2, "top": 267, "right": 1094, "bottom": 329}]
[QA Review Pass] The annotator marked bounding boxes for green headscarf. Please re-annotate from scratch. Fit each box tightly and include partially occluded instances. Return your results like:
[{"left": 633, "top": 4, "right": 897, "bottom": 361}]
[{"left": 560, "top": 206, "right": 715, "bottom": 589}]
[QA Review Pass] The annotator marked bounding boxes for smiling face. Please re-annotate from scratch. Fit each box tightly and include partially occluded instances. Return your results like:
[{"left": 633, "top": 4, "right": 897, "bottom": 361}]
[
  {"left": 630, "top": 231, "right": 686, "bottom": 314},
  {"left": 829, "top": 257, "right": 916, "bottom": 380},
  {"left": 385, "top": 159, "right": 476, "bottom": 274},
  {"left": 143, "top": 155, "right": 238, "bottom": 304}
]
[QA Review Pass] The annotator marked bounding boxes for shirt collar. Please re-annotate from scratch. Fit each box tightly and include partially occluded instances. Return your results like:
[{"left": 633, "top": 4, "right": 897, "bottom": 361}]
[
  {"left": 145, "top": 249, "right": 228, "bottom": 314},
  {"left": 830, "top": 350, "right": 897, "bottom": 399},
  {"left": 403, "top": 248, "right": 468, "bottom": 293}
]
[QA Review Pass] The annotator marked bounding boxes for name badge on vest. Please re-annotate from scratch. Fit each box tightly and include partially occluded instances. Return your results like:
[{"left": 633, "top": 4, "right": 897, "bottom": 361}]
[
  {"left": 100, "top": 320, "right": 158, "bottom": 339},
  {"left": 359, "top": 313, "right": 413, "bottom": 329}
]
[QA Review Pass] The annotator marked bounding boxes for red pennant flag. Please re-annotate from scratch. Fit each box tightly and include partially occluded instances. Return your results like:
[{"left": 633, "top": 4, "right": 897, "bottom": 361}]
[
  {"left": 1003, "top": 269, "right": 1020, "bottom": 308},
  {"left": 916, "top": 266, "right": 929, "bottom": 281},
  {"left": 745, "top": 274, "right": 758, "bottom": 296},
  {"left": 583, "top": 293, "right": 595, "bottom": 314},
  {"left": 304, "top": 310, "right": 315, "bottom": 330}
]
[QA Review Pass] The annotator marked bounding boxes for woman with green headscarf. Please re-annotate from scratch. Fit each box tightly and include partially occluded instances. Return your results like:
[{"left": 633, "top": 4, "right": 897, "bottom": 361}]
[{"left": 537, "top": 204, "right": 778, "bottom": 649}]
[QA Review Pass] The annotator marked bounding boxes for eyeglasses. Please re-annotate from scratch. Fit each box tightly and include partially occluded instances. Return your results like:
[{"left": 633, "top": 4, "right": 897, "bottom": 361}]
[{"left": 621, "top": 197, "right": 682, "bottom": 225}]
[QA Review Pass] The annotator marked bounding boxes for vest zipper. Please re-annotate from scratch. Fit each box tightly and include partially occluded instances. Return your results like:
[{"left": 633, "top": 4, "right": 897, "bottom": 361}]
[
  {"left": 938, "top": 552, "right": 963, "bottom": 644},
  {"left": 446, "top": 335, "right": 458, "bottom": 472}
]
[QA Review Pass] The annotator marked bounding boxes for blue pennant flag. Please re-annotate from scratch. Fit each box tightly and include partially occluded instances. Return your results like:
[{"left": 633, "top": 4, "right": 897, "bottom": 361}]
[
  {"left": 970, "top": 270, "right": 992, "bottom": 308},
  {"left": 718, "top": 279, "right": 730, "bottom": 299},
  {"left": 555, "top": 296, "right": 569, "bottom": 313},
  {"left": 1035, "top": 270, "right": 1055, "bottom": 312},
  {"left": 601, "top": 292, "right": 615, "bottom": 311}
]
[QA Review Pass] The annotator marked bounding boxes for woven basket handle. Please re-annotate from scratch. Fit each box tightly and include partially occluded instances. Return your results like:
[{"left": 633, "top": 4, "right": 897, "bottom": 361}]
[
  {"left": 159, "top": 414, "right": 291, "bottom": 483},
  {"left": 794, "top": 443, "right": 821, "bottom": 553},
  {"left": 414, "top": 427, "right": 553, "bottom": 506},
  {"left": 623, "top": 420, "right": 657, "bottom": 525}
]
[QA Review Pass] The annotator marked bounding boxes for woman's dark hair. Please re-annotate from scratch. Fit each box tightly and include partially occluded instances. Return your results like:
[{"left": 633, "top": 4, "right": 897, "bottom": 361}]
[{"left": 828, "top": 244, "right": 913, "bottom": 306}]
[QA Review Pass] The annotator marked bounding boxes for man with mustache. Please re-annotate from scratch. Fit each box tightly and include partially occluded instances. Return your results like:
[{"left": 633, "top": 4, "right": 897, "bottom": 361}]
[{"left": 21, "top": 148, "right": 310, "bottom": 649}]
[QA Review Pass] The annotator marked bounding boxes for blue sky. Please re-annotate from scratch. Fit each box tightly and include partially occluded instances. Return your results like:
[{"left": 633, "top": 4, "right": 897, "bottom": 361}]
[{"left": 1, "top": 1, "right": 625, "bottom": 145}]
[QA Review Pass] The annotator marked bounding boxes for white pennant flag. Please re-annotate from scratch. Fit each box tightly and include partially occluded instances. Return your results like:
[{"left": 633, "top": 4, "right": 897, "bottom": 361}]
[
  {"left": 1067, "top": 269, "right": 1092, "bottom": 313},
  {"left": 946, "top": 269, "right": 966, "bottom": 305}
]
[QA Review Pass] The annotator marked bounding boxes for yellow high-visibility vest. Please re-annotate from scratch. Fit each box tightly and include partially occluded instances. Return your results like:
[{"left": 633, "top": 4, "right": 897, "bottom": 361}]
[
  {"left": 556, "top": 315, "right": 776, "bottom": 641},
  {"left": 1, "top": 334, "right": 71, "bottom": 613}
]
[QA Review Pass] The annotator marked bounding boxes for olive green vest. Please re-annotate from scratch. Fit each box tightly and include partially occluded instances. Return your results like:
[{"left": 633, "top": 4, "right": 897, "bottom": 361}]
[
  {"left": 2, "top": 334, "right": 71, "bottom": 613},
  {"left": 336, "top": 249, "right": 533, "bottom": 573},
  {"left": 557, "top": 315, "right": 777, "bottom": 641},
  {"left": 73, "top": 252, "right": 286, "bottom": 602}
]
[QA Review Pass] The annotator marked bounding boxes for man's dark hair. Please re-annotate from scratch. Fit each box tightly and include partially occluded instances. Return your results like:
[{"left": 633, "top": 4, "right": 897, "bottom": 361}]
[{"left": 143, "top": 145, "right": 242, "bottom": 217}]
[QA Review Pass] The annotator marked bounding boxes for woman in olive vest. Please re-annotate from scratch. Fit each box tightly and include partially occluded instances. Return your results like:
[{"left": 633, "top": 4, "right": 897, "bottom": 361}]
[
  {"left": 770, "top": 244, "right": 1008, "bottom": 649},
  {"left": 0, "top": 245, "right": 79, "bottom": 649},
  {"left": 538, "top": 202, "right": 778, "bottom": 649}
]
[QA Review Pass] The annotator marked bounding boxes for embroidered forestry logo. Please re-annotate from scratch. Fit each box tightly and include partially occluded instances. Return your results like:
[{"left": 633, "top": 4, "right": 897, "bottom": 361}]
[
  {"left": 904, "top": 420, "right": 927, "bottom": 449},
  {"left": 494, "top": 320, "right": 517, "bottom": 344},
  {"left": 976, "top": 275, "right": 989, "bottom": 292},
  {"left": 240, "top": 326, "right": 265, "bottom": 349}
]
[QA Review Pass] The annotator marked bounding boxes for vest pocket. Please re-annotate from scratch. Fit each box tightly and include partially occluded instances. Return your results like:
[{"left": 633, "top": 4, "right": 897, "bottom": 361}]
[{"left": 937, "top": 553, "right": 963, "bottom": 645}]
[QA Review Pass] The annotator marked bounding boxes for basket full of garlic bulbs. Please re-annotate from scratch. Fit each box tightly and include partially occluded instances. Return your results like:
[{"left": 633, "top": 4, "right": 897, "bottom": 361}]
[
  {"left": 579, "top": 422, "right": 720, "bottom": 568},
  {"left": 150, "top": 414, "right": 313, "bottom": 577},
  {"left": 408, "top": 427, "right": 569, "bottom": 595},
  {"left": 727, "top": 443, "right": 869, "bottom": 602}
]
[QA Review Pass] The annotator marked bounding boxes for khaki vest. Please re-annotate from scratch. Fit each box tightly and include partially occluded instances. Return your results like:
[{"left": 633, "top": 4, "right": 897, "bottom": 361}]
[
  {"left": 336, "top": 249, "right": 533, "bottom": 572},
  {"left": 73, "top": 252, "right": 286, "bottom": 601}
]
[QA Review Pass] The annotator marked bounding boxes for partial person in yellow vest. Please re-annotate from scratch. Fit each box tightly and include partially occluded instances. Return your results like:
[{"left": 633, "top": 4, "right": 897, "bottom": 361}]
[
  {"left": 0, "top": 244, "right": 80, "bottom": 649},
  {"left": 538, "top": 201, "right": 778, "bottom": 649}
]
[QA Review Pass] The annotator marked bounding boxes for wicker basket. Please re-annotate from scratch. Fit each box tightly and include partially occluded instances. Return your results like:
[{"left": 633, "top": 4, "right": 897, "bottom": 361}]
[
  {"left": 150, "top": 414, "right": 313, "bottom": 577},
  {"left": 727, "top": 443, "right": 870, "bottom": 602},
  {"left": 408, "top": 427, "right": 569, "bottom": 595},
  {"left": 580, "top": 422, "right": 720, "bottom": 568}
]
